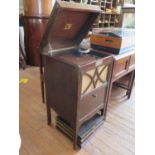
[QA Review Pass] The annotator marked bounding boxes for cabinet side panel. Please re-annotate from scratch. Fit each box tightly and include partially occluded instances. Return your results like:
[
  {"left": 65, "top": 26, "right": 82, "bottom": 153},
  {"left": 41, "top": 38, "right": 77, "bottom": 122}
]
[{"left": 44, "top": 56, "right": 78, "bottom": 127}]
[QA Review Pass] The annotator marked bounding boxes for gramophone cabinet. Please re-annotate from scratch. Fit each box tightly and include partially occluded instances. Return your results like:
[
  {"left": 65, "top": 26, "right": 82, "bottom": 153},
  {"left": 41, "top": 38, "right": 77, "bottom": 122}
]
[{"left": 39, "top": 1, "right": 113, "bottom": 149}]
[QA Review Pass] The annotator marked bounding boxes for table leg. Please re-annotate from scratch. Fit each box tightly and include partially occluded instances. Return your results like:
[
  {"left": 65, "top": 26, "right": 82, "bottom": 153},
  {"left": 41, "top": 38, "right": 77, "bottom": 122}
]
[{"left": 127, "top": 71, "right": 135, "bottom": 99}]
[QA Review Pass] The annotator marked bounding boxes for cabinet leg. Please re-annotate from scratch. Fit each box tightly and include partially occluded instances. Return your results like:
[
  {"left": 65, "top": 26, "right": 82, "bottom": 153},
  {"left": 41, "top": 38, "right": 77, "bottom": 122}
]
[
  {"left": 73, "top": 136, "right": 78, "bottom": 150},
  {"left": 41, "top": 80, "right": 45, "bottom": 103},
  {"left": 73, "top": 126, "right": 79, "bottom": 150},
  {"left": 46, "top": 105, "right": 51, "bottom": 126},
  {"left": 39, "top": 54, "right": 45, "bottom": 103},
  {"left": 104, "top": 82, "right": 113, "bottom": 120}
]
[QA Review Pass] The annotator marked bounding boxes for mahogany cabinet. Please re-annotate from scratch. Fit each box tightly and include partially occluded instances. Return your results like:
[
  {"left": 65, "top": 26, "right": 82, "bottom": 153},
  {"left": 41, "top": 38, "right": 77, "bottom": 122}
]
[
  {"left": 44, "top": 51, "right": 113, "bottom": 124},
  {"left": 43, "top": 50, "right": 113, "bottom": 149},
  {"left": 39, "top": 1, "right": 114, "bottom": 149}
]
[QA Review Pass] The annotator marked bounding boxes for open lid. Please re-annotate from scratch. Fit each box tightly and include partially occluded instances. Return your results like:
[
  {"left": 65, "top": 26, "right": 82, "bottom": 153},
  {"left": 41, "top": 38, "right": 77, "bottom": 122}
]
[{"left": 40, "top": 1, "right": 101, "bottom": 55}]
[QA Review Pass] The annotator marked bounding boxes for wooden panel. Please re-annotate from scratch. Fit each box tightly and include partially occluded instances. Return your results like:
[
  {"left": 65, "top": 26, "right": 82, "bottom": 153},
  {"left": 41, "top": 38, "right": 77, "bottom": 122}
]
[
  {"left": 79, "top": 86, "right": 106, "bottom": 121},
  {"left": 48, "top": 10, "right": 90, "bottom": 49},
  {"left": 44, "top": 56, "right": 78, "bottom": 128},
  {"left": 40, "top": 1, "right": 101, "bottom": 52},
  {"left": 112, "top": 56, "right": 130, "bottom": 81},
  {"left": 81, "top": 65, "right": 108, "bottom": 94},
  {"left": 23, "top": 17, "right": 48, "bottom": 66}
]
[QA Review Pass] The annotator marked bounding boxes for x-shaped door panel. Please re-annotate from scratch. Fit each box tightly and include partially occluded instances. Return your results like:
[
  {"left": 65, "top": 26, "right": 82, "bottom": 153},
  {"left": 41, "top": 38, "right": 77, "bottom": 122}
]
[{"left": 81, "top": 65, "right": 108, "bottom": 94}]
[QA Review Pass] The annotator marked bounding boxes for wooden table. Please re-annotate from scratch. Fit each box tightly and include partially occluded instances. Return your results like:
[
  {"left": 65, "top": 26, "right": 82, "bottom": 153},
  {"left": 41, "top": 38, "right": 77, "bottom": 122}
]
[{"left": 102, "top": 50, "right": 135, "bottom": 119}]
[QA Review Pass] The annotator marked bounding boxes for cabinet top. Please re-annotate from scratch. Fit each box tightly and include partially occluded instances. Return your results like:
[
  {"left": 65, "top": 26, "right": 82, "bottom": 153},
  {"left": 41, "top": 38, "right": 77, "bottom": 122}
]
[
  {"left": 53, "top": 49, "right": 111, "bottom": 67},
  {"left": 40, "top": 1, "right": 101, "bottom": 55}
]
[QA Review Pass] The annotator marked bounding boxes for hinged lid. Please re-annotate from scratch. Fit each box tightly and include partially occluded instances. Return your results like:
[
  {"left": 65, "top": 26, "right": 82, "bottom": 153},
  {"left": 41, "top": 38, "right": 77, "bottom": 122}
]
[{"left": 40, "top": 1, "right": 101, "bottom": 55}]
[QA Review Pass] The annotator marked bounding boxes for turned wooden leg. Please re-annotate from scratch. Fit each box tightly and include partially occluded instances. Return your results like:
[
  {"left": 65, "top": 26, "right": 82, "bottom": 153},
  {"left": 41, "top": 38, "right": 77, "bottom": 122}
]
[{"left": 46, "top": 104, "right": 51, "bottom": 126}]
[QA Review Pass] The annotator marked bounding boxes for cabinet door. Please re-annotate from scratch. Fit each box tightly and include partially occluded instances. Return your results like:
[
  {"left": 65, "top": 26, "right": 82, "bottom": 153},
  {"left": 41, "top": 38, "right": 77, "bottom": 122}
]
[
  {"left": 112, "top": 56, "right": 130, "bottom": 81},
  {"left": 79, "top": 62, "right": 109, "bottom": 122},
  {"left": 81, "top": 63, "right": 109, "bottom": 95},
  {"left": 79, "top": 86, "right": 106, "bottom": 121}
]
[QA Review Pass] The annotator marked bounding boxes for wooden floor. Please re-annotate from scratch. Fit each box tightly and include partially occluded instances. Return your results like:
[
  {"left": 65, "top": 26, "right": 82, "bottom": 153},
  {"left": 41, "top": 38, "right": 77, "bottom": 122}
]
[{"left": 19, "top": 66, "right": 135, "bottom": 155}]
